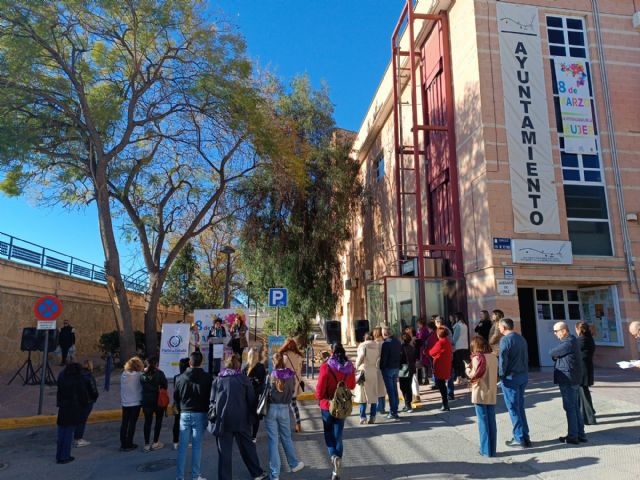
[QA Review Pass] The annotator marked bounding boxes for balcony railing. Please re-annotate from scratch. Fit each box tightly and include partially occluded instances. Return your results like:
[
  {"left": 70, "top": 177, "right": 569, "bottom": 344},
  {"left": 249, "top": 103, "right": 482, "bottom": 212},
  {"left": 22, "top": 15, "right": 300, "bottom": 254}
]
[{"left": 0, "top": 231, "right": 148, "bottom": 293}]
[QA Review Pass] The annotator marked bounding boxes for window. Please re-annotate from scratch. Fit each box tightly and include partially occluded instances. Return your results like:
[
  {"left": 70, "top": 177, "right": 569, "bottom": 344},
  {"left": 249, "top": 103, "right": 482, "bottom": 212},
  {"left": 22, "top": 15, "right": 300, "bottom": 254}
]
[
  {"left": 375, "top": 154, "right": 384, "bottom": 182},
  {"left": 535, "top": 288, "right": 582, "bottom": 321},
  {"left": 546, "top": 16, "right": 612, "bottom": 256}
]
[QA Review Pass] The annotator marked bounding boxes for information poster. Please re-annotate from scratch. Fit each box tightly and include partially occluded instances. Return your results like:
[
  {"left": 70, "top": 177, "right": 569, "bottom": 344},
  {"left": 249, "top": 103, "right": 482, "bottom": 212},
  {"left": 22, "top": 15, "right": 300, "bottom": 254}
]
[
  {"left": 553, "top": 57, "right": 597, "bottom": 154},
  {"left": 579, "top": 286, "right": 622, "bottom": 346},
  {"left": 267, "top": 335, "right": 286, "bottom": 371},
  {"left": 159, "top": 323, "right": 191, "bottom": 379}
]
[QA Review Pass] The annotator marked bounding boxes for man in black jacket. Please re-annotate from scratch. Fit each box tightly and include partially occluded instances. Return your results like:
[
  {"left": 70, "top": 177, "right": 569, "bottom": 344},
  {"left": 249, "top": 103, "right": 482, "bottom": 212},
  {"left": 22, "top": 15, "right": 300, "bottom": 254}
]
[
  {"left": 58, "top": 320, "right": 75, "bottom": 366},
  {"left": 550, "top": 322, "right": 585, "bottom": 445},
  {"left": 380, "top": 326, "right": 402, "bottom": 419},
  {"left": 174, "top": 351, "right": 212, "bottom": 480}
]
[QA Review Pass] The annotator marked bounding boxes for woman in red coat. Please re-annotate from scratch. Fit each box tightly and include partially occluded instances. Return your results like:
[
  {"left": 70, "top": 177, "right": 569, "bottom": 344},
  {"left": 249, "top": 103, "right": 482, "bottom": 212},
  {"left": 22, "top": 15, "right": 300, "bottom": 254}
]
[
  {"left": 315, "top": 343, "right": 356, "bottom": 480},
  {"left": 429, "top": 327, "right": 453, "bottom": 411}
]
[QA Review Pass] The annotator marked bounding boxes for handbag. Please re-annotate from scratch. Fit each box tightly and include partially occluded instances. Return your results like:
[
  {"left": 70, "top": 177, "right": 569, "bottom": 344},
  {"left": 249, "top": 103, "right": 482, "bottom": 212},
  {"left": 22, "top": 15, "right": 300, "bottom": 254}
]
[
  {"left": 398, "top": 364, "right": 411, "bottom": 378},
  {"left": 356, "top": 369, "right": 366, "bottom": 385},
  {"left": 256, "top": 381, "right": 271, "bottom": 417},
  {"left": 286, "top": 355, "right": 306, "bottom": 393},
  {"left": 157, "top": 388, "right": 170, "bottom": 408}
]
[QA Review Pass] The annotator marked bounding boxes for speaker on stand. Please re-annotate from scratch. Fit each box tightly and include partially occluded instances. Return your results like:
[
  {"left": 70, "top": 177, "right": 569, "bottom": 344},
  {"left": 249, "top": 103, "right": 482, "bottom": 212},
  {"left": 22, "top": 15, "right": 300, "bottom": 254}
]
[{"left": 7, "top": 328, "right": 40, "bottom": 385}]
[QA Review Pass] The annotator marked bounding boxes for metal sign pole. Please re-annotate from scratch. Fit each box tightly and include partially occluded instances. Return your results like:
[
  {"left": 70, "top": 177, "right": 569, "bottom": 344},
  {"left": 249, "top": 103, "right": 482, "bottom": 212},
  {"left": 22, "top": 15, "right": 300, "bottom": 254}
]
[
  {"left": 276, "top": 307, "right": 280, "bottom": 336},
  {"left": 37, "top": 333, "right": 49, "bottom": 415}
]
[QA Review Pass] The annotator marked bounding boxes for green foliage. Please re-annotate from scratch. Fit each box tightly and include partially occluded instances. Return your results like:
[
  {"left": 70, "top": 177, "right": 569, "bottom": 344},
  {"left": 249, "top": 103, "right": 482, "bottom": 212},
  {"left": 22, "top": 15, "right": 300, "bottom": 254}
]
[
  {"left": 240, "top": 76, "right": 362, "bottom": 337},
  {"left": 161, "top": 242, "right": 205, "bottom": 316},
  {"left": 98, "top": 330, "right": 146, "bottom": 361}
]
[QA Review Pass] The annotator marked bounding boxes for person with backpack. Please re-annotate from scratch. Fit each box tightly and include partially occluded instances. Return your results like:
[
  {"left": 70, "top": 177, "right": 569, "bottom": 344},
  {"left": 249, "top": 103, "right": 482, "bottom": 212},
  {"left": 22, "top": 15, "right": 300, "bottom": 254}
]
[
  {"left": 265, "top": 352, "right": 305, "bottom": 479},
  {"left": 243, "top": 347, "right": 267, "bottom": 442},
  {"left": 73, "top": 360, "right": 99, "bottom": 448},
  {"left": 140, "top": 356, "right": 169, "bottom": 452},
  {"left": 315, "top": 343, "right": 356, "bottom": 480}
]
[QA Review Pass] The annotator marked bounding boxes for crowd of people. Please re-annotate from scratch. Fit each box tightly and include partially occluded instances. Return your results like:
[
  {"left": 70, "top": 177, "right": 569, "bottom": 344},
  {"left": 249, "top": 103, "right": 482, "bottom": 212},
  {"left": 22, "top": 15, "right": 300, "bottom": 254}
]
[{"left": 52, "top": 315, "right": 640, "bottom": 478}]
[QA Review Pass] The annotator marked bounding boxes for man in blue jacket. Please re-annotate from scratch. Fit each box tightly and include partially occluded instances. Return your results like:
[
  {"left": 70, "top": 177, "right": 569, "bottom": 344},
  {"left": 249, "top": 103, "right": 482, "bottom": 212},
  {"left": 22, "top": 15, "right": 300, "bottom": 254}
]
[
  {"left": 550, "top": 322, "right": 586, "bottom": 445},
  {"left": 498, "top": 318, "right": 531, "bottom": 448},
  {"left": 380, "top": 326, "right": 403, "bottom": 420}
]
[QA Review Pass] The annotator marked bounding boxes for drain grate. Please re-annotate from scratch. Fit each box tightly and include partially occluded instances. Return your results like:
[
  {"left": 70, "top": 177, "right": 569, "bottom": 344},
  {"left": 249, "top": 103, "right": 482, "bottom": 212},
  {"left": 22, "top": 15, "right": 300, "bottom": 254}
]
[{"left": 136, "top": 458, "right": 176, "bottom": 472}]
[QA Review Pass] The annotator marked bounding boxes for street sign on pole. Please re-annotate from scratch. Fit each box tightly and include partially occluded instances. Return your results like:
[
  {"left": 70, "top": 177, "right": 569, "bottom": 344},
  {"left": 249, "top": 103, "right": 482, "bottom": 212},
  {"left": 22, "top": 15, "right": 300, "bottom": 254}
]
[
  {"left": 34, "top": 295, "right": 62, "bottom": 415},
  {"left": 268, "top": 288, "right": 288, "bottom": 307}
]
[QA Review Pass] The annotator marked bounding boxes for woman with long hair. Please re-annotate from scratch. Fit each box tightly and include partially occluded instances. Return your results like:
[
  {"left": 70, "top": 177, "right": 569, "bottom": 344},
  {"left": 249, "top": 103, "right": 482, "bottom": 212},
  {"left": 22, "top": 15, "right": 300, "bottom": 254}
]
[
  {"left": 279, "top": 338, "right": 304, "bottom": 432},
  {"left": 429, "top": 327, "right": 453, "bottom": 411},
  {"left": 372, "top": 326, "right": 386, "bottom": 414},
  {"left": 315, "top": 343, "right": 356, "bottom": 480},
  {"left": 140, "top": 356, "right": 168, "bottom": 452},
  {"left": 576, "top": 322, "right": 597, "bottom": 425},
  {"left": 120, "top": 356, "right": 144, "bottom": 451},
  {"left": 265, "top": 353, "right": 305, "bottom": 479},
  {"left": 243, "top": 347, "right": 267, "bottom": 442},
  {"left": 465, "top": 335, "right": 498, "bottom": 457},
  {"left": 399, "top": 332, "right": 417, "bottom": 413}
]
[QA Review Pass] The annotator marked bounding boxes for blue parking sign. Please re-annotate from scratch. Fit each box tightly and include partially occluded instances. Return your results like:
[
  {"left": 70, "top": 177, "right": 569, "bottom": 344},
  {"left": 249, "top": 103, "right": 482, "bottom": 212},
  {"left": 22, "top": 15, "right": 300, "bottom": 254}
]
[{"left": 268, "top": 288, "right": 288, "bottom": 307}]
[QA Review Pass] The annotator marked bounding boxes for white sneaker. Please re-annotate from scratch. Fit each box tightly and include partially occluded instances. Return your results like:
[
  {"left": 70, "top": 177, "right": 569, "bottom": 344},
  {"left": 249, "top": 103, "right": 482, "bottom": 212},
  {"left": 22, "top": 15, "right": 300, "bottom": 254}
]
[
  {"left": 291, "top": 461, "right": 304, "bottom": 473},
  {"left": 194, "top": 477, "right": 207, "bottom": 480},
  {"left": 151, "top": 442, "right": 164, "bottom": 450},
  {"left": 331, "top": 455, "right": 342, "bottom": 476},
  {"left": 173, "top": 443, "right": 178, "bottom": 450},
  {"left": 74, "top": 439, "right": 91, "bottom": 448},
  {"left": 143, "top": 444, "right": 151, "bottom": 452}
]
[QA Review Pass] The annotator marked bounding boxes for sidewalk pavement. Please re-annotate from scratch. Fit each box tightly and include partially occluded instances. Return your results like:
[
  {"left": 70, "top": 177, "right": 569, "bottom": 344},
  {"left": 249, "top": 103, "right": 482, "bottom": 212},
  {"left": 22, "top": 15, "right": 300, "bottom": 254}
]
[{"left": 0, "top": 367, "right": 639, "bottom": 479}]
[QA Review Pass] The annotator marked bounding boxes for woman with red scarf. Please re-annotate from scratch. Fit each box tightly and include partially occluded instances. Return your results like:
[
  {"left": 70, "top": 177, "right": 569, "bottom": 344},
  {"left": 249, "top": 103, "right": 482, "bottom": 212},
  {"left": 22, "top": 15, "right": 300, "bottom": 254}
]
[{"left": 465, "top": 335, "right": 498, "bottom": 457}]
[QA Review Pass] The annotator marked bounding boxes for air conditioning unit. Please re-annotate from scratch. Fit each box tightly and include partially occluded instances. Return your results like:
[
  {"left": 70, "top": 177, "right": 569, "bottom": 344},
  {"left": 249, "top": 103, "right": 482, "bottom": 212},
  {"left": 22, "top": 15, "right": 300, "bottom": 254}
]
[
  {"left": 344, "top": 278, "right": 359, "bottom": 290},
  {"left": 363, "top": 270, "right": 372, "bottom": 281},
  {"left": 633, "top": 11, "right": 640, "bottom": 32}
]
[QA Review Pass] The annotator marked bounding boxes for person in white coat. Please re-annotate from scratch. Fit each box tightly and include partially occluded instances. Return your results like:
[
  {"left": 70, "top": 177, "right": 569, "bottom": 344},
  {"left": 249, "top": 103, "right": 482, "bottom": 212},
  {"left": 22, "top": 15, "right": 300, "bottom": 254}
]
[{"left": 354, "top": 333, "right": 383, "bottom": 424}]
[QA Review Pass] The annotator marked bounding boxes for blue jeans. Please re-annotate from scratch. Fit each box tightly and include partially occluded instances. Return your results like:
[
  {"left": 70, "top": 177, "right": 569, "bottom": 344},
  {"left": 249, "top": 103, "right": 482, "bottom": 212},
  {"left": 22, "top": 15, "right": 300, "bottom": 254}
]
[
  {"left": 359, "top": 403, "right": 377, "bottom": 419},
  {"left": 559, "top": 383, "right": 585, "bottom": 439},
  {"left": 501, "top": 374, "right": 530, "bottom": 443},
  {"left": 377, "top": 396, "right": 385, "bottom": 413},
  {"left": 265, "top": 403, "right": 299, "bottom": 478},
  {"left": 382, "top": 368, "right": 400, "bottom": 415},
  {"left": 321, "top": 409, "right": 345, "bottom": 458},
  {"left": 176, "top": 412, "right": 207, "bottom": 480},
  {"left": 56, "top": 425, "right": 74, "bottom": 462},
  {"left": 447, "top": 377, "right": 455, "bottom": 397},
  {"left": 475, "top": 404, "right": 497, "bottom": 457}
]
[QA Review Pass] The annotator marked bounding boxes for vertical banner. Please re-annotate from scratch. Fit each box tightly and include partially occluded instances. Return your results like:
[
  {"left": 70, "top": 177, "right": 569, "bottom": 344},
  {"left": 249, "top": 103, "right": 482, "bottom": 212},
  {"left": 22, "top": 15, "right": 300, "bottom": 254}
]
[
  {"left": 159, "top": 323, "right": 191, "bottom": 379},
  {"left": 553, "top": 57, "right": 597, "bottom": 154},
  {"left": 497, "top": 3, "right": 560, "bottom": 234}
]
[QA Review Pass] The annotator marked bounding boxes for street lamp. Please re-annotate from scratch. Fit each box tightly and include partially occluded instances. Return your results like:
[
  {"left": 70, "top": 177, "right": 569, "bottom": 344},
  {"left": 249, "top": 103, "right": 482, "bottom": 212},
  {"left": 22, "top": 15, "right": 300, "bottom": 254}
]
[{"left": 221, "top": 245, "right": 235, "bottom": 308}]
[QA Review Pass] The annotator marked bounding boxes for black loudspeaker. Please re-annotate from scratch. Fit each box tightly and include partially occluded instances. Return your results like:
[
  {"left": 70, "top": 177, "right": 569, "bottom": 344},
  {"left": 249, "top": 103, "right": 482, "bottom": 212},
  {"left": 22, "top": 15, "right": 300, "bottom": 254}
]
[
  {"left": 20, "top": 328, "right": 39, "bottom": 352},
  {"left": 37, "top": 329, "right": 58, "bottom": 351}
]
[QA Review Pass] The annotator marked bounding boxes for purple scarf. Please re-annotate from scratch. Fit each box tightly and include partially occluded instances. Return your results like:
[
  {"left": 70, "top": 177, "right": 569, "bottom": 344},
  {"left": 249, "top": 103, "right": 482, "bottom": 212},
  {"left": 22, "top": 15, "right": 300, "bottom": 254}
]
[
  {"left": 327, "top": 355, "right": 354, "bottom": 375},
  {"left": 271, "top": 368, "right": 295, "bottom": 380},
  {"left": 219, "top": 368, "right": 242, "bottom": 377}
]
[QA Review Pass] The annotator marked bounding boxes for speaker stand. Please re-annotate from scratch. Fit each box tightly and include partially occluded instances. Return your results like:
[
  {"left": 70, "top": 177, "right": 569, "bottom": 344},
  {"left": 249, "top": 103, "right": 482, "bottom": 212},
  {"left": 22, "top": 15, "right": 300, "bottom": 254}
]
[
  {"left": 7, "top": 351, "right": 39, "bottom": 385},
  {"left": 34, "top": 355, "right": 57, "bottom": 386}
]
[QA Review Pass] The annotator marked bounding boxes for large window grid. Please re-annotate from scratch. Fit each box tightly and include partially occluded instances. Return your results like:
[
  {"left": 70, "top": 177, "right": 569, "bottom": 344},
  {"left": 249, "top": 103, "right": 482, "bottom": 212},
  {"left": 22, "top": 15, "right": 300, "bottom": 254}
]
[{"left": 546, "top": 15, "right": 613, "bottom": 256}]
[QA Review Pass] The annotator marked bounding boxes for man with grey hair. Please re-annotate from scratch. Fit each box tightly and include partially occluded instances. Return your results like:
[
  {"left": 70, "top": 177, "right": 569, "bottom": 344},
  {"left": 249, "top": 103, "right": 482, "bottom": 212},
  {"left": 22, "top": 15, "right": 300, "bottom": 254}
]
[
  {"left": 498, "top": 317, "right": 531, "bottom": 448},
  {"left": 380, "top": 326, "right": 402, "bottom": 420},
  {"left": 549, "top": 321, "right": 585, "bottom": 445},
  {"left": 629, "top": 321, "right": 640, "bottom": 340}
]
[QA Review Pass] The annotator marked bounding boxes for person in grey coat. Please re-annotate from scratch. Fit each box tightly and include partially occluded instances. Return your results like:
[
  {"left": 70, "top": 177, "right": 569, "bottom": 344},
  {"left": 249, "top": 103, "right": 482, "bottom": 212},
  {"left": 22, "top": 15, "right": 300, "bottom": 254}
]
[
  {"left": 209, "top": 354, "right": 268, "bottom": 480},
  {"left": 549, "top": 322, "right": 585, "bottom": 445}
]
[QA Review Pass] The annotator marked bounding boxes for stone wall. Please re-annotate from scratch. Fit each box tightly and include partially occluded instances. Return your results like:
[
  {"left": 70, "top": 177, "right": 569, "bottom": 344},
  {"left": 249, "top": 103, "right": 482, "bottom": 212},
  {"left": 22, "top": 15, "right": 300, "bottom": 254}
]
[{"left": 0, "top": 258, "right": 185, "bottom": 371}]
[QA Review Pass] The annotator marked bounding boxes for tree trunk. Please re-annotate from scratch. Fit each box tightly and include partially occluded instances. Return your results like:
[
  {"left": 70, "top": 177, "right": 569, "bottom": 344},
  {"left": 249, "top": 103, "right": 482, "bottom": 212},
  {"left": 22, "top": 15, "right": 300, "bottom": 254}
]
[
  {"left": 144, "top": 272, "right": 164, "bottom": 358},
  {"left": 95, "top": 181, "right": 136, "bottom": 362}
]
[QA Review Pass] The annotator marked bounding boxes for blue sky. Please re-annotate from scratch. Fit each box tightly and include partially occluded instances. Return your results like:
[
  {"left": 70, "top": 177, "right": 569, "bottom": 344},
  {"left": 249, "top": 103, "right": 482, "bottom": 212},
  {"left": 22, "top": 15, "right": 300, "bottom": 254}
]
[{"left": 0, "top": 1, "right": 403, "bottom": 270}]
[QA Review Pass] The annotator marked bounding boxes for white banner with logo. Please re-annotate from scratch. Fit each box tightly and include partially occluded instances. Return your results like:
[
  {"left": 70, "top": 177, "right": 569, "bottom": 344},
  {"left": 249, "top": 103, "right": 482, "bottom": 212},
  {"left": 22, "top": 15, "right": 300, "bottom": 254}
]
[
  {"left": 159, "top": 323, "right": 191, "bottom": 379},
  {"left": 497, "top": 3, "right": 560, "bottom": 234},
  {"left": 553, "top": 57, "right": 597, "bottom": 154},
  {"left": 512, "top": 239, "right": 573, "bottom": 264}
]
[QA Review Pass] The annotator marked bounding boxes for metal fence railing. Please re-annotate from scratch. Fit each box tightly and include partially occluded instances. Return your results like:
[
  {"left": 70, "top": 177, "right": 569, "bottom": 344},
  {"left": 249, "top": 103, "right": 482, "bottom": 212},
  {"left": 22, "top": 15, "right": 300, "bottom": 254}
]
[{"left": 0, "top": 231, "right": 148, "bottom": 293}]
